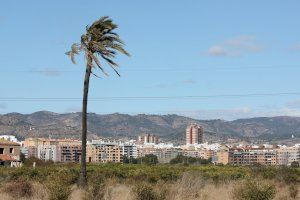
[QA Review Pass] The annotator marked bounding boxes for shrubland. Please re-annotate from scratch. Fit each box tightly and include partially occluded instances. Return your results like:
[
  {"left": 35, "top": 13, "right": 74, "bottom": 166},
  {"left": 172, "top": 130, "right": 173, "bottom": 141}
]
[{"left": 0, "top": 162, "right": 299, "bottom": 200}]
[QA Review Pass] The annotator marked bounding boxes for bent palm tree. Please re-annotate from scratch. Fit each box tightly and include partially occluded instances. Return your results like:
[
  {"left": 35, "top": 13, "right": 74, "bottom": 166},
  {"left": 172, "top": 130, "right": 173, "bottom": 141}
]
[{"left": 66, "top": 16, "right": 130, "bottom": 187}]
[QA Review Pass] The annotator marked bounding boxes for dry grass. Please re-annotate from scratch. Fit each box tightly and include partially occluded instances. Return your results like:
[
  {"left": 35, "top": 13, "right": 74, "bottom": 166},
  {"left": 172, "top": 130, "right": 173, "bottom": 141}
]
[
  {"left": 165, "top": 172, "right": 233, "bottom": 200},
  {"left": 2, "top": 179, "right": 33, "bottom": 198},
  {"left": 68, "top": 186, "right": 87, "bottom": 200},
  {"left": 69, "top": 178, "right": 133, "bottom": 200},
  {"left": 0, "top": 182, "right": 47, "bottom": 200},
  {"left": 273, "top": 183, "right": 300, "bottom": 200},
  {"left": 0, "top": 174, "right": 298, "bottom": 200},
  {"left": 104, "top": 184, "right": 133, "bottom": 200}
]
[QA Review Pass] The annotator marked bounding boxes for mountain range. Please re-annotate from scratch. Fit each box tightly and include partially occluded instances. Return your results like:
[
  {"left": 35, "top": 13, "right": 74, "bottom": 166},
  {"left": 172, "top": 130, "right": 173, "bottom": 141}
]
[{"left": 0, "top": 111, "right": 299, "bottom": 143}]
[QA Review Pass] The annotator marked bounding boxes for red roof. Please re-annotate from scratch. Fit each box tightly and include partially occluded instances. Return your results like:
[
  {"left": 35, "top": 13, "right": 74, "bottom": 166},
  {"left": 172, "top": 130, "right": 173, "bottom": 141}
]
[{"left": 0, "top": 154, "right": 17, "bottom": 161}]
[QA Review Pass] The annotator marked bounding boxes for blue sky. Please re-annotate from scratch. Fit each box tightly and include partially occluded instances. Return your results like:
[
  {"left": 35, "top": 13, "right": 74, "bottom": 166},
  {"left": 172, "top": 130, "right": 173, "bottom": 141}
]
[{"left": 1, "top": 0, "right": 300, "bottom": 120}]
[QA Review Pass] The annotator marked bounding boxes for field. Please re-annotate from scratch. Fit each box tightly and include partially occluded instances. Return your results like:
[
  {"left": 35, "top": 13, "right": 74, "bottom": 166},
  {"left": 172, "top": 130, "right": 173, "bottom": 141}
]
[{"left": 0, "top": 163, "right": 299, "bottom": 200}]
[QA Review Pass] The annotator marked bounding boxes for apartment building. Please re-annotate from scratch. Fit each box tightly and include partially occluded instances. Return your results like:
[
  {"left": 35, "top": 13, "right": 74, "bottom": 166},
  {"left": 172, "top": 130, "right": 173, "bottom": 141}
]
[
  {"left": 151, "top": 148, "right": 181, "bottom": 163},
  {"left": 137, "top": 134, "right": 159, "bottom": 144},
  {"left": 87, "top": 141, "right": 122, "bottom": 163},
  {"left": 229, "top": 147, "right": 277, "bottom": 166},
  {"left": 186, "top": 123, "right": 204, "bottom": 145},
  {"left": 23, "top": 138, "right": 82, "bottom": 162},
  {"left": 183, "top": 149, "right": 213, "bottom": 160},
  {"left": 26, "top": 146, "right": 38, "bottom": 158},
  {"left": 276, "top": 146, "right": 300, "bottom": 166},
  {"left": 24, "top": 138, "right": 81, "bottom": 147},
  {"left": 121, "top": 142, "right": 138, "bottom": 159},
  {"left": 58, "top": 144, "right": 82, "bottom": 162},
  {"left": 212, "top": 151, "right": 229, "bottom": 165}
]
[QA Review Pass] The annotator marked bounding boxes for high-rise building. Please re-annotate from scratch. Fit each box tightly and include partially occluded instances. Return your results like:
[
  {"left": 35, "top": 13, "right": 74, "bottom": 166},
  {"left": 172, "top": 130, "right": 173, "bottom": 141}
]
[
  {"left": 186, "top": 123, "right": 204, "bottom": 145},
  {"left": 137, "top": 134, "right": 159, "bottom": 144}
]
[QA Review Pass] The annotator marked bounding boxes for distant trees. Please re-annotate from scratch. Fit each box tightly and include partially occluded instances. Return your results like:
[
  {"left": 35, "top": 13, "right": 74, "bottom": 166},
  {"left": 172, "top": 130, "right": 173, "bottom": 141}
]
[
  {"left": 123, "top": 154, "right": 158, "bottom": 165},
  {"left": 138, "top": 154, "right": 158, "bottom": 165},
  {"left": 170, "top": 155, "right": 211, "bottom": 165},
  {"left": 123, "top": 154, "right": 211, "bottom": 165},
  {"left": 290, "top": 161, "right": 299, "bottom": 168},
  {"left": 122, "top": 156, "right": 138, "bottom": 164}
]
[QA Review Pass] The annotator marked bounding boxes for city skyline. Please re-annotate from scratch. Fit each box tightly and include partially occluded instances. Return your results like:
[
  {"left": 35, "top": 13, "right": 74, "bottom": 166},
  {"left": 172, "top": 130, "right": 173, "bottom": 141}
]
[{"left": 1, "top": 1, "right": 300, "bottom": 120}]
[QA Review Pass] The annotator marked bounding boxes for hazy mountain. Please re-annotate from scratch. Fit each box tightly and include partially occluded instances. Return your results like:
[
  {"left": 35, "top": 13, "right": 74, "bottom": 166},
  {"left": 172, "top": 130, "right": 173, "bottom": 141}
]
[{"left": 0, "top": 112, "right": 299, "bottom": 143}]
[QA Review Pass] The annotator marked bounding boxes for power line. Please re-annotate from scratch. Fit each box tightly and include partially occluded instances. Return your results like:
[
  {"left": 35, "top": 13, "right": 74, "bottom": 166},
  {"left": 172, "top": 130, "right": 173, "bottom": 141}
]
[
  {"left": 1, "top": 65, "right": 300, "bottom": 73},
  {"left": 1, "top": 92, "right": 300, "bottom": 101}
]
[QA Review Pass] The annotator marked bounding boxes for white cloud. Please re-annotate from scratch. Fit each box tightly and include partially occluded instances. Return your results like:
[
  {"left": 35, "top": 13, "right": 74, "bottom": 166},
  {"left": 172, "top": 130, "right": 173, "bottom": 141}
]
[
  {"left": 175, "top": 107, "right": 252, "bottom": 120},
  {"left": 206, "top": 35, "right": 264, "bottom": 57},
  {"left": 225, "top": 36, "right": 263, "bottom": 52},
  {"left": 65, "top": 106, "right": 81, "bottom": 113},
  {"left": 286, "top": 99, "right": 300, "bottom": 109},
  {"left": 207, "top": 45, "right": 227, "bottom": 56},
  {"left": 172, "top": 106, "right": 300, "bottom": 121}
]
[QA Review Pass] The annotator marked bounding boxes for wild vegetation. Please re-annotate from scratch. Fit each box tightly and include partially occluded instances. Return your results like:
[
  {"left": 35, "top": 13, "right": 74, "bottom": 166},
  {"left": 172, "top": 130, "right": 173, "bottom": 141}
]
[{"left": 0, "top": 162, "right": 299, "bottom": 200}]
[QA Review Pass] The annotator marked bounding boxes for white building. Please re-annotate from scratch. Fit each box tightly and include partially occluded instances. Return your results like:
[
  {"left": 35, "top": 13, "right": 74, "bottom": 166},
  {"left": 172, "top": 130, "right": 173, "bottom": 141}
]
[
  {"left": 0, "top": 135, "right": 19, "bottom": 143},
  {"left": 121, "top": 142, "right": 137, "bottom": 159},
  {"left": 37, "top": 145, "right": 59, "bottom": 162},
  {"left": 276, "top": 145, "right": 300, "bottom": 166}
]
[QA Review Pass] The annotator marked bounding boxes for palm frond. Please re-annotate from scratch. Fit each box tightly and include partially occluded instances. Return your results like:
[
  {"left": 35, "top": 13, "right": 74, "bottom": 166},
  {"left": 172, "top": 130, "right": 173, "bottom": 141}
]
[
  {"left": 66, "top": 16, "right": 129, "bottom": 76},
  {"left": 101, "top": 55, "right": 120, "bottom": 76},
  {"left": 90, "top": 52, "right": 109, "bottom": 76},
  {"left": 109, "top": 44, "right": 130, "bottom": 56},
  {"left": 65, "top": 43, "right": 82, "bottom": 64}
]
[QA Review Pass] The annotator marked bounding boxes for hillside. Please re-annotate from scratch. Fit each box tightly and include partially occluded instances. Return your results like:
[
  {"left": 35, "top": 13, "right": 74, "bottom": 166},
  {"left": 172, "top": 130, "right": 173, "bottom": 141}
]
[{"left": 0, "top": 111, "right": 299, "bottom": 142}]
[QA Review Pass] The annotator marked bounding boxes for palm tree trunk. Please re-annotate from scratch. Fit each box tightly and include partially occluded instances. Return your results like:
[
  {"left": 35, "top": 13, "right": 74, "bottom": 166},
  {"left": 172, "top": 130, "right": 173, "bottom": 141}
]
[{"left": 79, "top": 58, "right": 92, "bottom": 187}]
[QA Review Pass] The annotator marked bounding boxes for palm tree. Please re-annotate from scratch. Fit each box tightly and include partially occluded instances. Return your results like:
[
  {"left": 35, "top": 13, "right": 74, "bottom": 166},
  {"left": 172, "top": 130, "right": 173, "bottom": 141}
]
[{"left": 66, "top": 16, "right": 130, "bottom": 187}]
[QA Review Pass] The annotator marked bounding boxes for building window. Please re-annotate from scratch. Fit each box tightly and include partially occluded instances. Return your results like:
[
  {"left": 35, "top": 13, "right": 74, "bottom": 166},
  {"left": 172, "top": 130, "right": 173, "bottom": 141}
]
[
  {"left": 0, "top": 148, "right": 3, "bottom": 154},
  {"left": 10, "top": 148, "right": 14, "bottom": 154}
]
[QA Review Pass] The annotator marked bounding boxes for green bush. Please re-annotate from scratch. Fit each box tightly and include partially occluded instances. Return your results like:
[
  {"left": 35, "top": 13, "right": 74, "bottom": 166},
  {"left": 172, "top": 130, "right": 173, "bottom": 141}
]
[
  {"left": 232, "top": 179, "right": 276, "bottom": 200},
  {"left": 291, "top": 161, "right": 299, "bottom": 168},
  {"left": 45, "top": 170, "right": 74, "bottom": 200},
  {"left": 86, "top": 172, "right": 106, "bottom": 200},
  {"left": 134, "top": 183, "right": 164, "bottom": 200}
]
